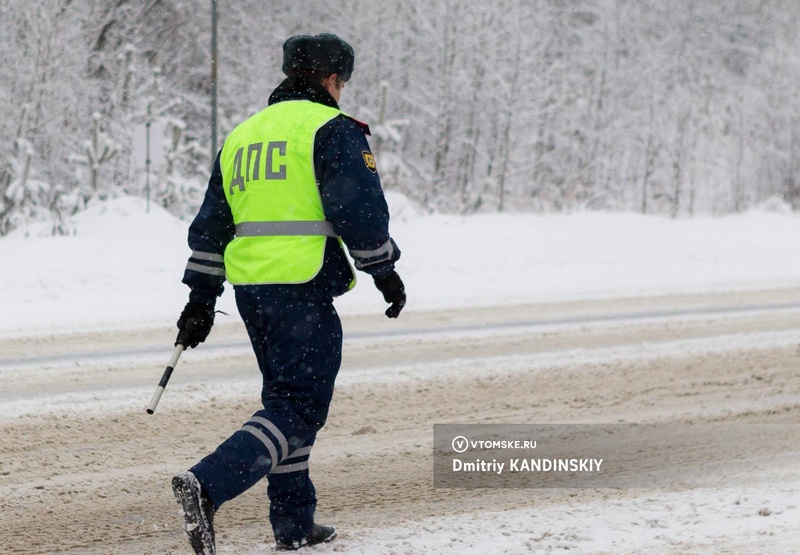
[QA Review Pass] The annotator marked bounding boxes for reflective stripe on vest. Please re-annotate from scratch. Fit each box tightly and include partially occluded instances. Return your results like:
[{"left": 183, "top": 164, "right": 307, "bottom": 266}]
[
  {"left": 220, "top": 101, "right": 356, "bottom": 287},
  {"left": 235, "top": 221, "right": 338, "bottom": 237}
]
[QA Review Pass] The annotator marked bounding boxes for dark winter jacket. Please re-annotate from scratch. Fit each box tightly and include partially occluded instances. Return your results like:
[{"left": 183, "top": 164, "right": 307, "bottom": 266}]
[{"left": 181, "top": 76, "right": 400, "bottom": 304}]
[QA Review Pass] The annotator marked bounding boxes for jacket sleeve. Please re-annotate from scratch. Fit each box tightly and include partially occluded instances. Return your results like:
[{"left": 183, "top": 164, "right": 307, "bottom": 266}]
[
  {"left": 181, "top": 151, "right": 235, "bottom": 304},
  {"left": 315, "top": 115, "right": 401, "bottom": 277}
]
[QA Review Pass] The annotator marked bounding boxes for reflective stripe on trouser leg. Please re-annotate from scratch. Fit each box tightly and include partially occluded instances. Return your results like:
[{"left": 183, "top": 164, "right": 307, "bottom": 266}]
[
  {"left": 270, "top": 445, "right": 312, "bottom": 475},
  {"left": 189, "top": 415, "right": 288, "bottom": 511},
  {"left": 268, "top": 436, "right": 316, "bottom": 544}
]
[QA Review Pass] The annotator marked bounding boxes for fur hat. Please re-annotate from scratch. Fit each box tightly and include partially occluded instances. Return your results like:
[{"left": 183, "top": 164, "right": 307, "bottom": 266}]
[{"left": 282, "top": 33, "right": 355, "bottom": 82}]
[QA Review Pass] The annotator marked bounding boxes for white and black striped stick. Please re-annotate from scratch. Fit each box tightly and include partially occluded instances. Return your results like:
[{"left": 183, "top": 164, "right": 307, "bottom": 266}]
[{"left": 146, "top": 343, "right": 185, "bottom": 414}]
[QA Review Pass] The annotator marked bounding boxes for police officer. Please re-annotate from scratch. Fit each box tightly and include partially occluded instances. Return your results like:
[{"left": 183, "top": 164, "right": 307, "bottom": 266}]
[{"left": 170, "top": 33, "right": 405, "bottom": 554}]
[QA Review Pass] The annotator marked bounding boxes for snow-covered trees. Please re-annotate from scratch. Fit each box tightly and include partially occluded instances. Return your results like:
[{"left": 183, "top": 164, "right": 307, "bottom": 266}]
[
  {"left": 0, "top": 0, "right": 208, "bottom": 234},
  {"left": 343, "top": 0, "right": 800, "bottom": 215},
  {"left": 1, "top": 0, "right": 799, "bottom": 235}
]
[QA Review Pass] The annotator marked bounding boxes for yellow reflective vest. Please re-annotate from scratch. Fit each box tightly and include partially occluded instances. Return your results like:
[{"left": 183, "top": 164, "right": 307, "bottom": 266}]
[{"left": 221, "top": 100, "right": 355, "bottom": 287}]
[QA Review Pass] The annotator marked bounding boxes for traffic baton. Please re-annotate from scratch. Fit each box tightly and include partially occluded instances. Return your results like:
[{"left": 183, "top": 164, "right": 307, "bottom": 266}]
[{"left": 146, "top": 343, "right": 185, "bottom": 414}]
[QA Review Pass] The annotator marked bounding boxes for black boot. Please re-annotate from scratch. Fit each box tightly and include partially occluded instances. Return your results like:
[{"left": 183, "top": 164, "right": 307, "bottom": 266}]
[
  {"left": 275, "top": 523, "right": 337, "bottom": 551},
  {"left": 172, "top": 471, "right": 216, "bottom": 555}
]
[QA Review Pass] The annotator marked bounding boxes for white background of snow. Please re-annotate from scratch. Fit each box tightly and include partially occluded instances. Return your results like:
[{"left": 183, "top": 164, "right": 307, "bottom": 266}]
[
  {"left": 3, "top": 194, "right": 800, "bottom": 554},
  {"left": 4, "top": 192, "right": 800, "bottom": 338},
  {"left": 236, "top": 485, "right": 799, "bottom": 555}
]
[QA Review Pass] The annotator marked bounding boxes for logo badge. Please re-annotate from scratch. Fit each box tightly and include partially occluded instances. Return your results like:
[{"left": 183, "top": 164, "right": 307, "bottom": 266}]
[
  {"left": 451, "top": 436, "right": 469, "bottom": 453},
  {"left": 362, "top": 151, "right": 377, "bottom": 173}
]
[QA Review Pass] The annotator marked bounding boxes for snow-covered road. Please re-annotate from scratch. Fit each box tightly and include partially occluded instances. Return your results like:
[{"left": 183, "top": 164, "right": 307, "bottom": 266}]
[{"left": 2, "top": 289, "right": 799, "bottom": 554}]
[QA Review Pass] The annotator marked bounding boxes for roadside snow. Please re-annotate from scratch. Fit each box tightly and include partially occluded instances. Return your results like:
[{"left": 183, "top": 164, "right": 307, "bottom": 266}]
[
  {"left": 257, "top": 485, "right": 798, "bottom": 555},
  {"left": 3, "top": 193, "right": 800, "bottom": 338}
]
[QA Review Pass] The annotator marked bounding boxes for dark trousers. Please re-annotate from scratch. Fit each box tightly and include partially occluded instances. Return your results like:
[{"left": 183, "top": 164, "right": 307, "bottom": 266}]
[{"left": 190, "top": 288, "right": 342, "bottom": 543}]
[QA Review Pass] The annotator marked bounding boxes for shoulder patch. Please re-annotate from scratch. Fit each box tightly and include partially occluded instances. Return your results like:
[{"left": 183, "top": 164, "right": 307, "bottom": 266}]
[{"left": 362, "top": 151, "right": 377, "bottom": 173}]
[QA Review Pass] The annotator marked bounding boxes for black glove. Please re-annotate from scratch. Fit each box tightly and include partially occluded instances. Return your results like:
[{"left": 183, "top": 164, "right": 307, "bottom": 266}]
[
  {"left": 373, "top": 270, "right": 406, "bottom": 318},
  {"left": 176, "top": 301, "right": 215, "bottom": 348}
]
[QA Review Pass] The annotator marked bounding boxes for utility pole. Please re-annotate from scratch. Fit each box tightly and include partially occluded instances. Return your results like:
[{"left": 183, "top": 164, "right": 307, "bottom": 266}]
[
  {"left": 210, "top": 0, "right": 218, "bottom": 166},
  {"left": 145, "top": 69, "right": 159, "bottom": 214},
  {"left": 145, "top": 96, "right": 151, "bottom": 214}
]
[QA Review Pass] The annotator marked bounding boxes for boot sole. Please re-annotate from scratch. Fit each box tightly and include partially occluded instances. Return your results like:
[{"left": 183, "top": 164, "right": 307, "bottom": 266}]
[{"left": 172, "top": 473, "right": 215, "bottom": 555}]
